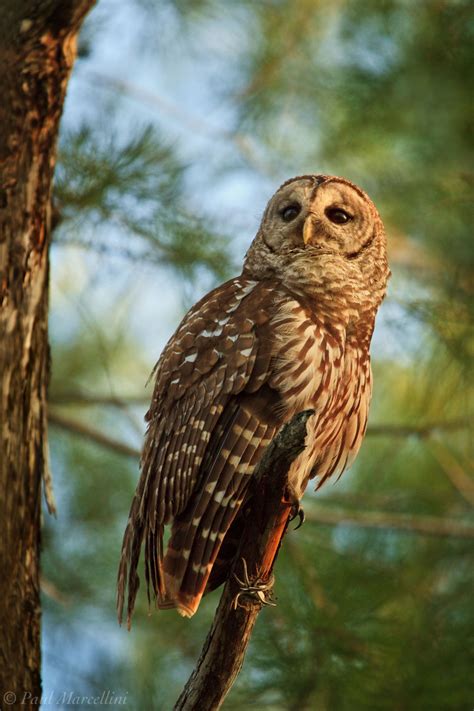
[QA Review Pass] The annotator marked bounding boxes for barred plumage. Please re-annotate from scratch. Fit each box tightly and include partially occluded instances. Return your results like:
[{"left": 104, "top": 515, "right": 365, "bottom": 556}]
[{"left": 117, "top": 174, "right": 390, "bottom": 622}]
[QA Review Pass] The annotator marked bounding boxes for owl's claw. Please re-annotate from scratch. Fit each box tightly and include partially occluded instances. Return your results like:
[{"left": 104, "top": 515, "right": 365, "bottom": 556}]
[
  {"left": 289, "top": 503, "right": 305, "bottom": 530},
  {"left": 232, "top": 558, "right": 276, "bottom": 610},
  {"left": 284, "top": 484, "right": 305, "bottom": 530}
]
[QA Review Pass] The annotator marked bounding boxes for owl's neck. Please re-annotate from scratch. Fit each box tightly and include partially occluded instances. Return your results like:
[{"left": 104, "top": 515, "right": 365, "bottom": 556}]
[
  {"left": 243, "top": 248, "right": 387, "bottom": 350},
  {"left": 289, "top": 279, "right": 379, "bottom": 351}
]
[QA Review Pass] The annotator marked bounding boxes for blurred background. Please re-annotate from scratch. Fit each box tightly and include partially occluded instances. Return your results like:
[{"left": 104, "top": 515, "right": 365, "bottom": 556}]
[{"left": 42, "top": 1, "right": 473, "bottom": 708}]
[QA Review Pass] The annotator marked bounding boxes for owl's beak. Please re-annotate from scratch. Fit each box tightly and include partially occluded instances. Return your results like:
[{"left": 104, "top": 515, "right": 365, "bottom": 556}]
[{"left": 303, "top": 214, "right": 315, "bottom": 246}]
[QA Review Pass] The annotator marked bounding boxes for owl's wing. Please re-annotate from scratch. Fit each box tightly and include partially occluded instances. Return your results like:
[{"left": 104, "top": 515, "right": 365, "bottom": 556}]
[
  {"left": 117, "top": 277, "right": 282, "bottom": 624},
  {"left": 159, "top": 389, "right": 279, "bottom": 617}
]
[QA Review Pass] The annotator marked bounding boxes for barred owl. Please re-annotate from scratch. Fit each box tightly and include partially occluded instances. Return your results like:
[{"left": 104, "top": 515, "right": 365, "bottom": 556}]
[{"left": 117, "top": 174, "right": 389, "bottom": 622}]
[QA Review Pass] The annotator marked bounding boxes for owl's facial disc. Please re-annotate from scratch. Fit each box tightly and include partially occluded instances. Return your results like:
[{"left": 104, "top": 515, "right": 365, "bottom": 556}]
[
  {"left": 302, "top": 180, "right": 374, "bottom": 258},
  {"left": 261, "top": 178, "right": 316, "bottom": 253}
]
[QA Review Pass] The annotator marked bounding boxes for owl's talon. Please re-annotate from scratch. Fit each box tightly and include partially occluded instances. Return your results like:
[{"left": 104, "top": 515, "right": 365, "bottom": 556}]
[
  {"left": 232, "top": 558, "right": 276, "bottom": 610},
  {"left": 285, "top": 483, "right": 304, "bottom": 530},
  {"left": 289, "top": 503, "right": 305, "bottom": 530},
  {"left": 292, "top": 505, "right": 305, "bottom": 530}
]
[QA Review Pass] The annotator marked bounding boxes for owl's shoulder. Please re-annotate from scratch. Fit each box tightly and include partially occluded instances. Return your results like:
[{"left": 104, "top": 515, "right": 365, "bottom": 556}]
[{"left": 146, "top": 277, "right": 289, "bottom": 411}]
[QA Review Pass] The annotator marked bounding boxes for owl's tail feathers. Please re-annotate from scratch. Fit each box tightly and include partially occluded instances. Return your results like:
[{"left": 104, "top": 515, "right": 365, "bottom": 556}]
[
  {"left": 156, "top": 497, "right": 244, "bottom": 618},
  {"left": 206, "top": 512, "right": 245, "bottom": 593},
  {"left": 157, "top": 415, "right": 271, "bottom": 616},
  {"left": 117, "top": 487, "right": 164, "bottom": 630},
  {"left": 145, "top": 521, "right": 165, "bottom": 603},
  {"left": 156, "top": 518, "right": 208, "bottom": 618}
]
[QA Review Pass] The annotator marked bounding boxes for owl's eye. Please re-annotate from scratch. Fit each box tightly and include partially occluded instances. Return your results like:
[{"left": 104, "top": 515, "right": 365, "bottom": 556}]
[
  {"left": 325, "top": 207, "right": 352, "bottom": 225},
  {"left": 279, "top": 203, "right": 301, "bottom": 222}
]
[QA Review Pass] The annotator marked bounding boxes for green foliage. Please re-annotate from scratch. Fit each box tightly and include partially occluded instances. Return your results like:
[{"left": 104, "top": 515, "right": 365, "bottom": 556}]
[{"left": 55, "top": 124, "right": 233, "bottom": 281}]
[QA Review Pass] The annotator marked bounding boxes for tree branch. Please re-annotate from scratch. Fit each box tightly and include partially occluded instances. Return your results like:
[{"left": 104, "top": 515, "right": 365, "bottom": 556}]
[
  {"left": 49, "top": 392, "right": 472, "bottom": 438},
  {"left": 429, "top": 441, "right": 474, "bottom": 506},
  {"left": 48, "top": 408, "right": 141, "bottom": 459},
  {"left": 49, "top": 392, "right": 149, "bottom": 407},
  {"left": 305, "top": 504, "right": 474, "bottom": 539},
  {"left": 366, "top": 418, "right": 473, "bottom": 438},
  {"left": 174, "top": 410, "right": 314, "bottom": 711}
]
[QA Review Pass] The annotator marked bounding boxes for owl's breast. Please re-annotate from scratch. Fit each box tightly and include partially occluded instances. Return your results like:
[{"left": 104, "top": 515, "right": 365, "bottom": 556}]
[
  {"left": 269, "top": 300, "right": 344, "bottom": 416},
  {"left": 269, "top": 300, "right": 372, "bottom": 497},
  {"left": 306, "top": 347, "right": 372, "bottom": 490}
]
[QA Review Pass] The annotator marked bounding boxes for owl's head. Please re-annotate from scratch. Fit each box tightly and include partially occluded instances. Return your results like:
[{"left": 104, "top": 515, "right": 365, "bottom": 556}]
[{"left": 244, "top": 174, "right": 390, "bottom": 315}]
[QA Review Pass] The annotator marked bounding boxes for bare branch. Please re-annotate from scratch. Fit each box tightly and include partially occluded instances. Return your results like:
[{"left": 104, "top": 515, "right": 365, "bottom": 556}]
[
  {"left": 50, "top": 391, "right": 472, "bottom": 439},
  {"left": 48, "top": 409, "right": 141, "bottom": 460},
  {"left": 305, "top": 504, "right": 474, "bottom": 539},
  {"left": 49, "top": 392, "right": 149, "bottom": 407},
  {"left": 39, "top": 575, "right": 71, "bottom": 607},
  {"left": 429, "top": 441, "right": 474, "bottom": 507},
  {"left": 174, "top": 410, "right": 314, "bottom": 711},
  {"left": 366, "top": 418, "right": 473, "bottom": 438}
]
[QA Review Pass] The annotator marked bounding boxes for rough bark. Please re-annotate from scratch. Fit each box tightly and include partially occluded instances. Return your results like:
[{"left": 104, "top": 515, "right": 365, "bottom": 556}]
[
  {"left": 0, "top": 1, "right": 95, "bottom": 704},
  {"left": 174, "top": 410, "right": 314, "bottom": 711}
]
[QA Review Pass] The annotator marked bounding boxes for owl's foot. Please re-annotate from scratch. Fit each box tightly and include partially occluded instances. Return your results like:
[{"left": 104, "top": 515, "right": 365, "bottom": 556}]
[
  {"left": 232, "top": 558, "right": 276, "bottom": 610},
  {"left": 284, "top": 484, "right": 305, "bottom": 530},
  {"left": 289, "top": 503, "right": 305, "bottom": 530}
]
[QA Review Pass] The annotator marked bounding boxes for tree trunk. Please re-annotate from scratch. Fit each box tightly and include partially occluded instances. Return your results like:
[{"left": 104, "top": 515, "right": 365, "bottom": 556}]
[{"left": 0, "top": 1, "right": 95, "bottom": 703}]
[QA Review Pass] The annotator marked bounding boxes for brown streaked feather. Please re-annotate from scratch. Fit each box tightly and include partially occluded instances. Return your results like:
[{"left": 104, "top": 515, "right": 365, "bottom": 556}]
[
  {"left": 192, "top": 421, "right": 271, "bottom": 582},
  {"left": 181, "top": 418, "right": 269, "bottom": 582},
  {"left": 117, "top": 278, "right": 285, "bottom": 621},
  {"left": 163, "top": 411, "right": 274, "bottom": 616},
  {"left": 117, "top": 481, "right": 147, "bottom": 626},
  {"left": 204, "top": 422, "right": 275, "bottom": 594},
  {"left": 157, "top": 402, "right": 248, "bottom": 612}
]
